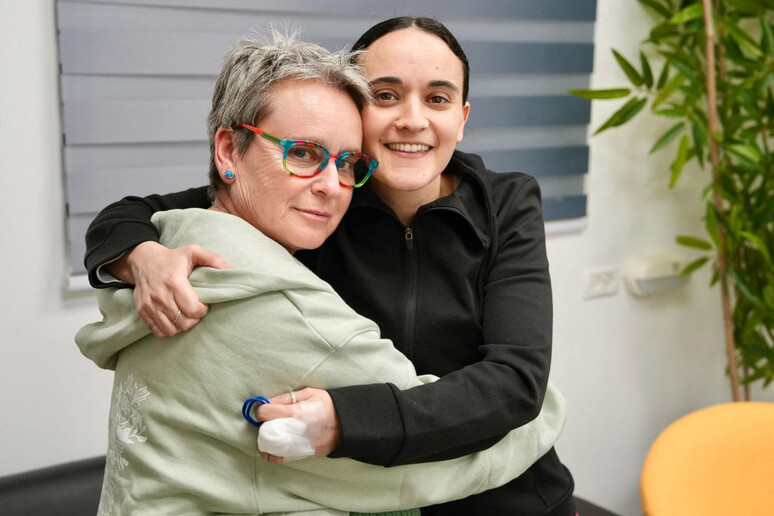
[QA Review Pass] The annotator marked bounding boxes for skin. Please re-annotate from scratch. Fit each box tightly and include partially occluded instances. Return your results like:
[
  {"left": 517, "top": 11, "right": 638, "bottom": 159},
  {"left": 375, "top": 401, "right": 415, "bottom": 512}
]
[
  {"left": 211, "top": 80, "right": 362, "bottom": 254},
  {"left": 359, "top": 27, "right": 470, "bottom": 226}
]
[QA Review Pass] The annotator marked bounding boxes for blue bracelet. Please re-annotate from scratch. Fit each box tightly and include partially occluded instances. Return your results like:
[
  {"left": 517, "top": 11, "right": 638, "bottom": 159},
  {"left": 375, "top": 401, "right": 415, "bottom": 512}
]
[{"left": 242, "top": 396, "right": 270, "bottom": 427}]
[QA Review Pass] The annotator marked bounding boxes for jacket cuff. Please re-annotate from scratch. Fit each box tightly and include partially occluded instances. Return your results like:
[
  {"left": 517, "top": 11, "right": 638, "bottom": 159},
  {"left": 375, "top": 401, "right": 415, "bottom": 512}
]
[
  {"left": 84, "top": 222, "right": 161, "bottom": 288},
  {"left": 328, "top": 383, "right": 404, "bottom": 466}
]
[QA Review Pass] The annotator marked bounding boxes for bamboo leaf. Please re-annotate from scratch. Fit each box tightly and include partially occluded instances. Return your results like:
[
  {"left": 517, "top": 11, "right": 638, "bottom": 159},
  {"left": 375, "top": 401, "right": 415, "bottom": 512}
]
[
  {"left": 676, "top": 235, "right": 713, "bottom": 250},
  {"left": 594, "top": 97, "right": 648, "bottom": 135},
  {"left": 654, "top": 108, "right": 686, "bottom": 117},
  {"left": 679, "top": 257, "right": 709, "bottom": 277},
  {"left": 691, "top": 119, "right": 705, "bottom": 168},
  {"left": 683, "top": 18, "right": 705, "bottom": 35},
  {"left": 761, "top": 17, "right": 774, "bottom": 55},
  {"left": 725, "top": 143, "right": 762, "bottom": 164},
  {"left": 739, "top": 231, "right": 773, "bottom": 266},
  {"left": 661, "top": 52, "right": 700, "bottom": 84},
  {"left": 668, "top": 3, "right": 704, "bottom": 24},
  {"left": 721, "top": 34, "right": 759, "bottom": 69},
  {"left": 768, "top": 90, "right": 774, "bottom": 131},
  {"left": 652, "top": 74, "right": 684, "bottom": 109},
  {"left": 710, "top": 265, "right": 719, "bottom": 286},
  {"left": 726, "top": 21, "right": 764, "bottom": 57},
  {"left": 705, "top": 202, "right": 721, "bottom": 249},
  {"left": 763, "top": 285, "right": 774, "bottom": 310},
  {"left": 638, "top": 0, "right": 672, "bottom": 18},
  {"left": 656, "top": 61, "right": 671, "bottom": 89},
  {"left": 650, "top": 22, "right": 681, "bottom": 41},
  {"left": 612, "top": 50, "right": 644, "bottom": 87},
  {"left": 650, "top": 122, "right": 684, "bottom": 153},
  {"left": 726, "top": 0, "right": 767, "bottom": 15},
  {"left": 729, "top": 267, "right": 765, "bottom": 307},
  {"left": 640, "top": 52, "right": 654, "bottom": 88},
  {"left": 755, "top": 72, "right": 774, "bottom": 94},
  {"left": 669, "top": 135, "right": 690, "bottom": 188},
  {"left": 568, "top": 88, "right": 632, "bottom": 100}
]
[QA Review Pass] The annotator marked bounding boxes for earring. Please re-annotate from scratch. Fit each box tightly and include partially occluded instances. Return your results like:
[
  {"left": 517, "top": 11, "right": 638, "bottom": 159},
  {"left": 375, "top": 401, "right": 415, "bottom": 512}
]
[{"left": 225, "top": 170, "right": 234, "bottom": 180}]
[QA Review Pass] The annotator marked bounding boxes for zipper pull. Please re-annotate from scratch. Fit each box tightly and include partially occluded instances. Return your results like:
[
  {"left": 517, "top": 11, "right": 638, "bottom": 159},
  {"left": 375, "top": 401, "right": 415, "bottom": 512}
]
[{"left": 404, "top": 227, "right": 414, "bottom": 250}]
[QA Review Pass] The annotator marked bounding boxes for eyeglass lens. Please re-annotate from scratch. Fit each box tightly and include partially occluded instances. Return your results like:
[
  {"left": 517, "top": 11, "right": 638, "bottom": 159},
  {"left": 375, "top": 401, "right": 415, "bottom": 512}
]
[{"left": 285, "top": 143, "right": 371, "bottom": 186}]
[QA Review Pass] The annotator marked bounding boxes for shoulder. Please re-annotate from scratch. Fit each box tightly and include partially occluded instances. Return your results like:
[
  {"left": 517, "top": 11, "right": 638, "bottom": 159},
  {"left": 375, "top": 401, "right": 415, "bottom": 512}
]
[
  {"left": 153, "top": 209, "right": 329, "bottom": 299},
  {"left": 450, "top": 150, "right": 543, "bottom": 222}
]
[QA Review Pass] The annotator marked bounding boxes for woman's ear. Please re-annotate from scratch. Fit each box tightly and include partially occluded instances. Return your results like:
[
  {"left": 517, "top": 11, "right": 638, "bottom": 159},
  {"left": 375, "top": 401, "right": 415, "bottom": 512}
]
[
  {"left": 214, "top": 126, "right": 237, "bottom": 184},
  {"left": 456, "top": 101, "right": 471, "bottom": 143}
]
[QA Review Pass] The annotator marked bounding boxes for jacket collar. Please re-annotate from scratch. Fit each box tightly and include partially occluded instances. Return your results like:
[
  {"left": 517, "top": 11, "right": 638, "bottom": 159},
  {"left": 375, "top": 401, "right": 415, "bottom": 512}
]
[{"left": 349, "top": 150, "right": 492, "bottom": 248}]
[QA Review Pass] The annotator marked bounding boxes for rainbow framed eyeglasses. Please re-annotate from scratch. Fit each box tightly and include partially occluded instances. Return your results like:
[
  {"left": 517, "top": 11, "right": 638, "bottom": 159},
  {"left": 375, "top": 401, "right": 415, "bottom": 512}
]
[{"left": 234, "top": 123, "right": 377, "bottom": 188}]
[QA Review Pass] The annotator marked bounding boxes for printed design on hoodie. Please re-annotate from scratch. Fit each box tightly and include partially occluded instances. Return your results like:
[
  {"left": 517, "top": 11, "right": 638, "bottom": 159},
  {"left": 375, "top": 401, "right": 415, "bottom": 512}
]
[{"left": 99, "top": 374, "right": 150, "bottom": 515}]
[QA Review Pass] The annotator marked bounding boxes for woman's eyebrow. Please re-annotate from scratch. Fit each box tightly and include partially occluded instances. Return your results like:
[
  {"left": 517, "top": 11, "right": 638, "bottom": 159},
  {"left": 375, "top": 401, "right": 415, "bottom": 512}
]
[
  {"left": 369, "top": 76, "right": 402, "bottom": 86},
  {"left": 428, "top": 80, "right": 459, "bottom": 93}
]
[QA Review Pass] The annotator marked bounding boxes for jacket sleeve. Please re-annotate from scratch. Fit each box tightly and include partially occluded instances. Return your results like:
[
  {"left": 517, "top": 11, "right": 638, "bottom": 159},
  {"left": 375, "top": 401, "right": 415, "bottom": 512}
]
[
  {"left": 272, "top": 284, "right": 565, "bottom": 513},
  {"left": 279, "top": 384, "right": 566, "bottom": 513},
  {"left": 84, "top": 186, "right": 211, "bottom": 288},
  {"left": 328, "top": 176, "right": 554, "bottom": 466}
]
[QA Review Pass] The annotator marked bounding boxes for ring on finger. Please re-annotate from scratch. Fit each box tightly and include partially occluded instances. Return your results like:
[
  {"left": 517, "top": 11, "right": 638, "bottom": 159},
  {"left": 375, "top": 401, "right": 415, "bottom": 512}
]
[
  {"left": 148, "top": 321, "right": 157, "bottom": 330},
  {"left": 290, "top": 391, "right": 297, "bottom": 404},
  {"left": 172, "top": 309, "right": 182, "bottom": 324}
]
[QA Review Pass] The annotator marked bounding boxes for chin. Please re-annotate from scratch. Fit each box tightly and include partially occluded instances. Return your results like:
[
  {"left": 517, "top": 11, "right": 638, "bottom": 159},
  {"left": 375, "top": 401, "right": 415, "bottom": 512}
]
[
  {"left": 376, "top": 173, "right": 441, "bottom": 193},
  {"left": 294, "top": 234, "right": 330, "bottom": 252}
]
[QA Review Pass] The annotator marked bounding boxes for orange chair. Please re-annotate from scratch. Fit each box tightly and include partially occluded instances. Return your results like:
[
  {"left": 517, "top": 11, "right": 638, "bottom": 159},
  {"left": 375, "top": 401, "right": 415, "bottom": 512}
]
[{"left": 640, "top": 402, "right": 774, "bottom": 516}]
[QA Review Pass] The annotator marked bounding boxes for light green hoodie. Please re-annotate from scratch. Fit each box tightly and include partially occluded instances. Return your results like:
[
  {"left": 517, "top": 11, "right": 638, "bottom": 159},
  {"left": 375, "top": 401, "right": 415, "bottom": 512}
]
[{"left": 76, "top": 208, "right": 566, "bottom": 516}]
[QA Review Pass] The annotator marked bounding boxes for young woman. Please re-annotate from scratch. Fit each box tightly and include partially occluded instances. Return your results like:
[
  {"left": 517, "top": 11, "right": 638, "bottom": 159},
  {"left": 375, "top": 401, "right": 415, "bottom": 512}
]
[{"left": 85, "top": 17, "right": 576, "bottom": 516}]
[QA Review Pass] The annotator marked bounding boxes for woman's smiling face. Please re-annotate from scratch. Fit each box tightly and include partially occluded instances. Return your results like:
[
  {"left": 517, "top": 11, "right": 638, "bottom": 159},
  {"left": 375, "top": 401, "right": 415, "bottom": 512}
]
[{"left": 359, "top": 27, "right": 470, "bottom": 201}]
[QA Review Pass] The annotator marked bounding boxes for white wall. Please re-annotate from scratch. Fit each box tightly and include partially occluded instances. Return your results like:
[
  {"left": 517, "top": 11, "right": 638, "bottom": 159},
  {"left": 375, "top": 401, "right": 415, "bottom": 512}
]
[
  {"left": 1, "top": 1, "right": 771, "bottom": 515},
  {"left": 0, "top": 0, "right": 113, "bottom": 475},
  {"left": 548, "top": 2, "right": 774, "bottom": 515}
]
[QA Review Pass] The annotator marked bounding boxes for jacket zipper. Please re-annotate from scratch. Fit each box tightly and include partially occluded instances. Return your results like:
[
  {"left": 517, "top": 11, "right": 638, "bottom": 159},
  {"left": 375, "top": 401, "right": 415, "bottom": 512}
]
[
  {"left": 403, "top": 226, "right": 417, "bottom": 358},
  {"left": 404, "top": 227, "right": 414, "bottom": 250}
]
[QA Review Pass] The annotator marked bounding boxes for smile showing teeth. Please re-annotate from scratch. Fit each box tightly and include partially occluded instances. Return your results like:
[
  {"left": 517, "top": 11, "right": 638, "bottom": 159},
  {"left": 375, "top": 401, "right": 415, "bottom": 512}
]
[{"left": 387, "top": 143, "right": 431, "bottom": 153}]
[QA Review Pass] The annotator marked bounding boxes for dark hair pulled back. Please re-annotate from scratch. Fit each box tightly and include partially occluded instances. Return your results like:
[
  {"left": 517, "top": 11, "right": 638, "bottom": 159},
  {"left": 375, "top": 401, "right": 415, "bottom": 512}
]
[{"left": 352, "top": 17, "right": 470, "bottom": 104}]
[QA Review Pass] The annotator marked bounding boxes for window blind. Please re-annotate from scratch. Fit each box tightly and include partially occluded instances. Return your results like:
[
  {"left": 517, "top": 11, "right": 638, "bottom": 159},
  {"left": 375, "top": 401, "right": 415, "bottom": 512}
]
[{"left": 56, "top": 0, "right": 597, "bottom": 280}]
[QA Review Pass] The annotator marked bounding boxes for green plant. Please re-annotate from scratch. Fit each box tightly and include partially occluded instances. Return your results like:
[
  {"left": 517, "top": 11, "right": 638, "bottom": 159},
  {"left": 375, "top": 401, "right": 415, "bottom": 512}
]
[{"left": 571, "top": 0, "right": 774, "bottom": 399}]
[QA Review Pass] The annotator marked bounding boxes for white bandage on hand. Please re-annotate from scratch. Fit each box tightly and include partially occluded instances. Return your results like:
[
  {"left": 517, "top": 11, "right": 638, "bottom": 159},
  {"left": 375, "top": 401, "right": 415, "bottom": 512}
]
[{"left": 257, "top": 401, "right": 324, "bottom": 461}]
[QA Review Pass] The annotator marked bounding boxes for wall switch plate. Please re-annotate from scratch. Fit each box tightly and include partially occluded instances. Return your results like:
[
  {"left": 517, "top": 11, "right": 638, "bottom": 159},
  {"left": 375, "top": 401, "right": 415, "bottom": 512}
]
[{"left": 583, "top": 266, "right": 619, "bottom": 299}]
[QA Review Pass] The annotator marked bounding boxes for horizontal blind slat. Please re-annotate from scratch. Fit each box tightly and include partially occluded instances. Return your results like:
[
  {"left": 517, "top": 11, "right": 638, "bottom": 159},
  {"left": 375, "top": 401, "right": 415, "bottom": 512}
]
[
  {"left": 60, "top": 29, "right": 594, "bottom": 76},
  {"left": 60, "top": 0, "right": 598, "bottom": 21}
]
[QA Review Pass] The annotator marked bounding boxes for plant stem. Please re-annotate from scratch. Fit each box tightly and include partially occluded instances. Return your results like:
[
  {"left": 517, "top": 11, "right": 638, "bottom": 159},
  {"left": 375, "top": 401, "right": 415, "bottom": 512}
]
[{"left": 702, "top": 0, "right": 741, "bottom": 402}]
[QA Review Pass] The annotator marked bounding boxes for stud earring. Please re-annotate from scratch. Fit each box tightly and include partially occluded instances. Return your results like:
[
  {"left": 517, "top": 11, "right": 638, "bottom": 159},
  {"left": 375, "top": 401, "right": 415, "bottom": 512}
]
[{"left": 225, "top": 170, "right": 234, "bottom": 180}]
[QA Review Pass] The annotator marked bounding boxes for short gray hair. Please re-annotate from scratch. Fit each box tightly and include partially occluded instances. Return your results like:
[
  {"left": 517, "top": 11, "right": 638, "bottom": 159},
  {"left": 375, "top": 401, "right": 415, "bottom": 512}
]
[{"left": 206, "top": 28, "right": 372, "bottom": 198}]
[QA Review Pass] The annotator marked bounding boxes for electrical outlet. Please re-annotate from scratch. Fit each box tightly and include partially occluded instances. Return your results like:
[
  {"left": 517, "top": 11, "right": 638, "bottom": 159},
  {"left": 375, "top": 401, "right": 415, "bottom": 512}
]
[{"left": 583, "top": 266, "right": 619, "bottom": 299}]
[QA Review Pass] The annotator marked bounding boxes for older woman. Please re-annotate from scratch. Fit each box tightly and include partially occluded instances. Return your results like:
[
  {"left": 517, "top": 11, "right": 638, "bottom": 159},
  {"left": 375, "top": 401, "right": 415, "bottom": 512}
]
[{"left": 77, "top": 32, "right": 565, "bottom": 515}]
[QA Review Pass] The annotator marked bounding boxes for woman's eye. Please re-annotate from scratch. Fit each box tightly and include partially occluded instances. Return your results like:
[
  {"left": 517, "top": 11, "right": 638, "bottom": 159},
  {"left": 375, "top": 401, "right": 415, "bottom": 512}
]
[
  {"left": 374, "top": 91, "right": 397, "bottom": 102},
  {"left": 289, "top": 146, "right": 319, "bottom": 163},
  {"left": 428, "top": 95, "right": 450, "bottom": 104}
]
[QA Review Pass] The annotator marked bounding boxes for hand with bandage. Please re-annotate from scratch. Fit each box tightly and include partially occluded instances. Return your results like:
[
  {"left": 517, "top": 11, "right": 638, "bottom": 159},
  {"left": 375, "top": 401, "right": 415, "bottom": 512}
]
[{"left": 255, "top": 388, "right": 342, "bottom": 464}]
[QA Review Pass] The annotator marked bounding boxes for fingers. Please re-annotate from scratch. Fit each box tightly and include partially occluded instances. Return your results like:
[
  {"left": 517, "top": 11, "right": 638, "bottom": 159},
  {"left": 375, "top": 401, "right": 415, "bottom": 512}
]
[
  {"left": 188, "top": 244, "right": 231, "bottom": 271},
  {"left": 267, "top": 387, "right": 317, "bottom": 405},
  {"left": 128, "top": 243, "right": 223, "bottom": 338},
  {"left": 259, "top": 452, "right": 284, "bottom": 464},
  {"left": 256, "top": 403, "right": 295, "bottom": 422}
]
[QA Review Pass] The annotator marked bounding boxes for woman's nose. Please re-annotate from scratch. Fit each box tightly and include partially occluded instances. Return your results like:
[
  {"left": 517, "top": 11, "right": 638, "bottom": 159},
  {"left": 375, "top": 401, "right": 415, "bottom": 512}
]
[
  {"left": 311, "top": 159, "right": 341, "bottom": 196},
  {"left": 395, "top": 97, "right": 429, "bottom": 131}
]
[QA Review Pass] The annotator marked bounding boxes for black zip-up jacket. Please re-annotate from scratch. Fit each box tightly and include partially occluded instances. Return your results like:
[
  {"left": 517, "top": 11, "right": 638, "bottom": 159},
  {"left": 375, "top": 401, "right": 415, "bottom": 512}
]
[{"left": 85, "top": 150, "right": 575, "bottom": 516}]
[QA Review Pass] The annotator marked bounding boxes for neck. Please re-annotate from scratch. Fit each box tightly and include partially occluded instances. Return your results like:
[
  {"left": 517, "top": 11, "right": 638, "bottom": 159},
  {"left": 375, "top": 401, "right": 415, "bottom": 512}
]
[
  {"left": 370, "top": 174, "right": 456, "bottom": 226},
  {"left": 210, "top": 192, "right": 235, "bottom": 215}
]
